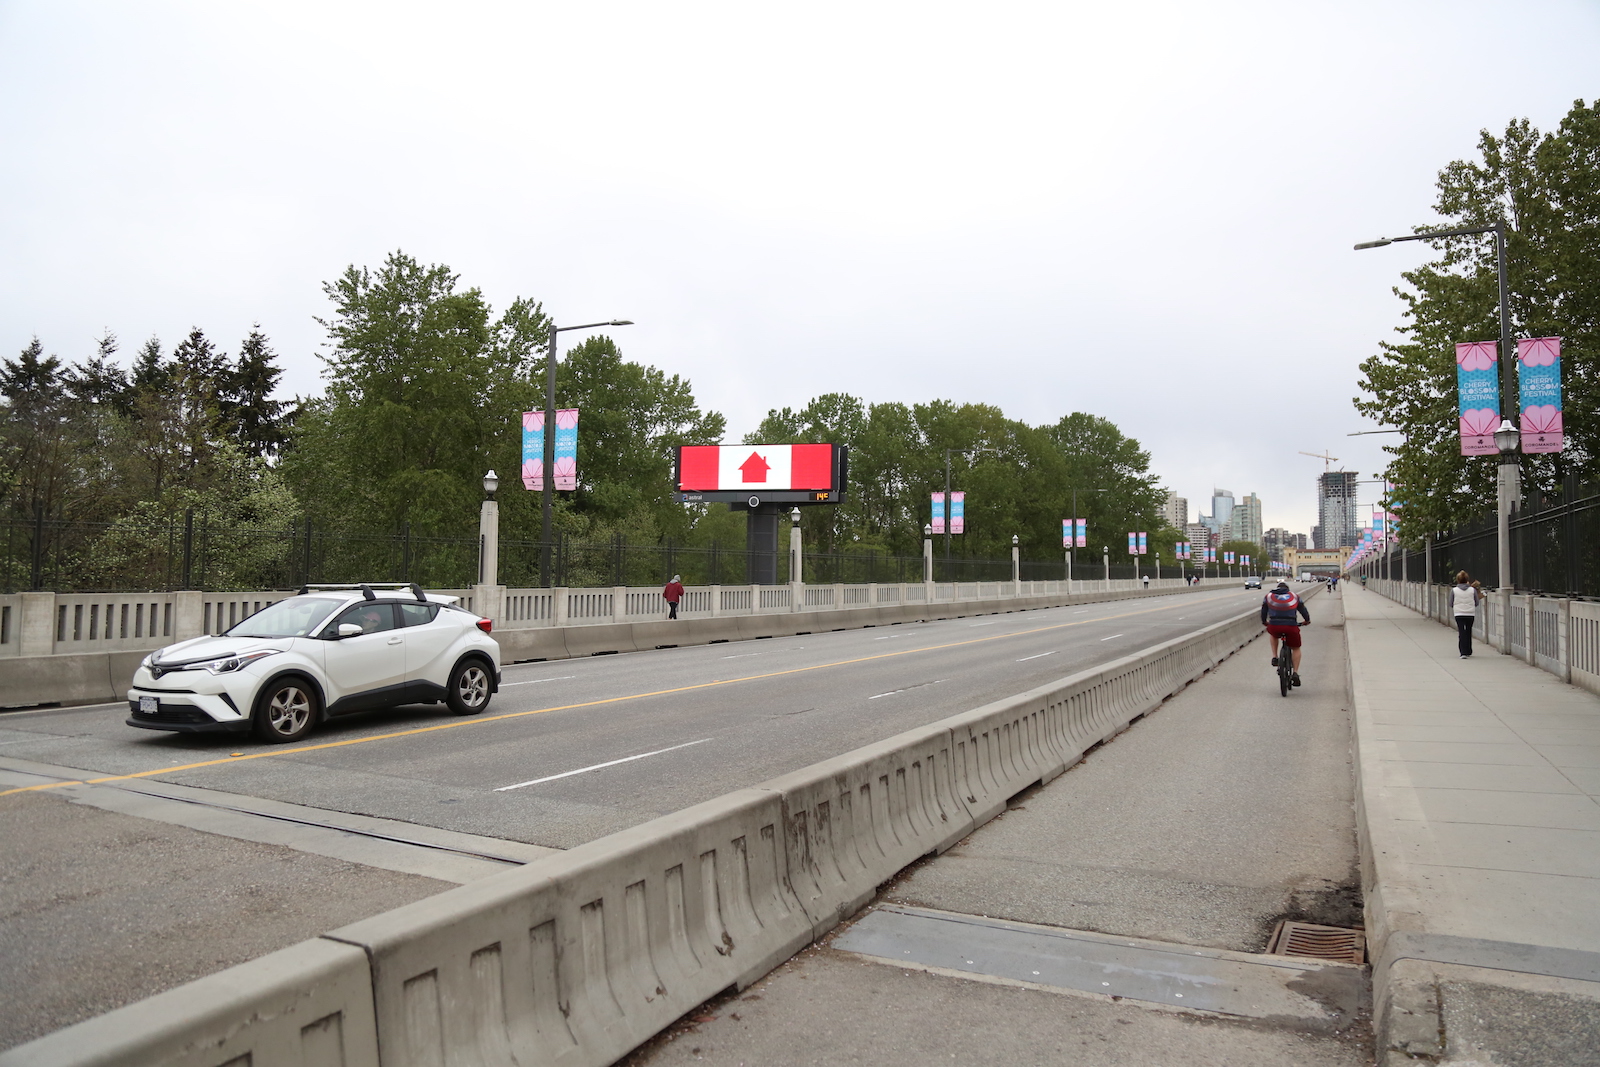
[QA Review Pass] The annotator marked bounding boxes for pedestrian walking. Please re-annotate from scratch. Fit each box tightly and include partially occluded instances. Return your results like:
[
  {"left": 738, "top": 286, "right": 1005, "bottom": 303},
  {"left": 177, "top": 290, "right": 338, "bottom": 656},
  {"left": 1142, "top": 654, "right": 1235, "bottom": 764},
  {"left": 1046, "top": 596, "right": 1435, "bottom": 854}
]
[
  {"left": 1451, "top": 571, "right": 1481, "bottom": 658},
  {"left": 1141, "top": 574, "right": 1150, "bottom": 589},
  {"left": 663, "top": 574, "right": 685, "bottom": 620}
]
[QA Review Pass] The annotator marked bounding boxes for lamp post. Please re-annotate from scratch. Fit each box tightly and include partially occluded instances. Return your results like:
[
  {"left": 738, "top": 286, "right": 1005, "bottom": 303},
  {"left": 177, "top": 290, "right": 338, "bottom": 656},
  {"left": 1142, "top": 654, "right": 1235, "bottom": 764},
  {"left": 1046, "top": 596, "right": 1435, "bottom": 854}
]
[
  {"left": 1102, "top": 545, "right": 1110, "bottom": 590},
  {"left": 789, "top": 507, "right": 803, "bottom": 589},
  {"left": 1494, "top": 418, "right": 1521, "bottom": 650},
  {"left": 939, "top": 447, "right": 998, "bottom": 578},
  {"left": 1067, "top": 486, "right": 1109, "bottom": 592},
  {"left": 540, "top": 318, "right": 633, "bottom": 587},
  {"left": 477, "top": 469, "right": 501, "bottom": 623},
  {"left": 1011, "top": 534, "right": 1020, "bottom": 591},
  {"left": 923, "top": 523, "right": 934, "bottom": 584},
  {"left": 1356, "top": 222, "right": 1519, "bottom": 589}
]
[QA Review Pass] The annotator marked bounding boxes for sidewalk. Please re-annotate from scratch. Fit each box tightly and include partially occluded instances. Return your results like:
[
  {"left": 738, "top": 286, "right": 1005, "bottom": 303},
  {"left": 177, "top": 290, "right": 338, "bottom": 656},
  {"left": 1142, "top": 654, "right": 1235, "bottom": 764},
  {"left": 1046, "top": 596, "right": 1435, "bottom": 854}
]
[{"left": 1344, "top": 585, "right": 1600, "bottom": 1064}]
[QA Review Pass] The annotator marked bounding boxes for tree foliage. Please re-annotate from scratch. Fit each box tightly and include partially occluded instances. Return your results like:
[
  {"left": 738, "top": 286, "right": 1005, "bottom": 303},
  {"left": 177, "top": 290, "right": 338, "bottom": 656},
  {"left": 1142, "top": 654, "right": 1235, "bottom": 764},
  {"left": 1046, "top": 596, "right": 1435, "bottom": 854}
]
[
  {"left": 747, "top": 395, "right": 1165, "bottom": 561},
  {"left": 284, "top": 252, "right": 548, "bottom": 535},
  {"left": 1356, "top": 99, "right": 1600, "bottom": 538}
]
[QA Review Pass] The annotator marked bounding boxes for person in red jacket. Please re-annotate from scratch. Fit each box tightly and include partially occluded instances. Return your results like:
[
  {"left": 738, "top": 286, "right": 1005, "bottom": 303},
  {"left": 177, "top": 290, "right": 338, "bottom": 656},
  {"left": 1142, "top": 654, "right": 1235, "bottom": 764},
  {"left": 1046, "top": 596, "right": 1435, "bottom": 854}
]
[{"left": 663, "top": 574, "right": 685, "bottom": 619}]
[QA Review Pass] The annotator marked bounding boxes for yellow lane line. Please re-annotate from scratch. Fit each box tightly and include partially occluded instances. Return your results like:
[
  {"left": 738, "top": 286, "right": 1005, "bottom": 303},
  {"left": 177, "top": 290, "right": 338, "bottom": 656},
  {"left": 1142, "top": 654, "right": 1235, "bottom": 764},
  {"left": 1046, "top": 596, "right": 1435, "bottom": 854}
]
[{"left": 0, "top": 592, "right": 1250, "bottom": 797}]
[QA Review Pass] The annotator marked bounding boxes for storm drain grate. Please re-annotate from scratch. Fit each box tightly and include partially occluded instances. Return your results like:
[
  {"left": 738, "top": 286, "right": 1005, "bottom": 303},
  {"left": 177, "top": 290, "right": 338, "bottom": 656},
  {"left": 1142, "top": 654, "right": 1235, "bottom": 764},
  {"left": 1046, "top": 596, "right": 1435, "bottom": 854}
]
[{"left": 1266, "top": 921, "right": 1366, "bottom": 964}]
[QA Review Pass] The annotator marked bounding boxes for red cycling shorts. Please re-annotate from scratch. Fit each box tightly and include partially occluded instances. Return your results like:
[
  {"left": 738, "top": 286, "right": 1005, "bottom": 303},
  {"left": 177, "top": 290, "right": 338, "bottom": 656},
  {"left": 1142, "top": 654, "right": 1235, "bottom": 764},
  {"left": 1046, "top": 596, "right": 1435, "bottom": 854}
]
[{"left": 1265, "top": 624, "right": 1302, "bottom": 649}]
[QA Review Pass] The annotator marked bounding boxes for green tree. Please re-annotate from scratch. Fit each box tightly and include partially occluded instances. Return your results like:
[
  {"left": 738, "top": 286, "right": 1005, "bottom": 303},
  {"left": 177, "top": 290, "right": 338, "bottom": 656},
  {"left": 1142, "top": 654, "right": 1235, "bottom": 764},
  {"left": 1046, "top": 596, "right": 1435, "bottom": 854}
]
[
  {"left": 1217, "top": 538, "right": 1268, "bottom": 573},
  {"left": 0, "top": 337, "right": 72, "bottom": 520},
  {"left": 1356, "top": 100, "right": 1600, "bottom": 538},
  {"left": 222, "top": 327, "right": 291, "bottom": 460},
  {"left": 554, "top": 334, "right": 726, "bottom": 539},
  {"left": 284, "top": 252, "right": 548, "bottom": 538},
  {"left": 1044, "top": 412, "right": 1164, "bottom": 560}
]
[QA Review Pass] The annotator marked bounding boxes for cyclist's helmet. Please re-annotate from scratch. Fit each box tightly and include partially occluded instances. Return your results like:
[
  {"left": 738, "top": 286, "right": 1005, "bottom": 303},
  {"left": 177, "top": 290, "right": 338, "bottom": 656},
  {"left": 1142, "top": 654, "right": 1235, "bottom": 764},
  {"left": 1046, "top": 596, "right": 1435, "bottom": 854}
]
[{"left": 1274, "top": 581, "right": 1290, "bottom": 591}]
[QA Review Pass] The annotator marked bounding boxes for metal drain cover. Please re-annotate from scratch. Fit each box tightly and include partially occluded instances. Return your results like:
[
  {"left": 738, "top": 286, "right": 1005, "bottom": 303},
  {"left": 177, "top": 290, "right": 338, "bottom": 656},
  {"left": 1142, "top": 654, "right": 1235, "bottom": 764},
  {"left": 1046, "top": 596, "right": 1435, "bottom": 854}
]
[{"left": 1267, "top": 921, "right": 1366, "bottom": 964}]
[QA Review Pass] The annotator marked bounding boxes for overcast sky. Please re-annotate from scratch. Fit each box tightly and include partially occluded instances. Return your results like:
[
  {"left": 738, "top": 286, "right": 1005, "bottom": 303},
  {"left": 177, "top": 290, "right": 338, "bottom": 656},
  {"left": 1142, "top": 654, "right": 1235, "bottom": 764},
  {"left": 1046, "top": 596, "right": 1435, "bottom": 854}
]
[{"left": 3, "top": 0, "right": 1597, "bottom": 539}]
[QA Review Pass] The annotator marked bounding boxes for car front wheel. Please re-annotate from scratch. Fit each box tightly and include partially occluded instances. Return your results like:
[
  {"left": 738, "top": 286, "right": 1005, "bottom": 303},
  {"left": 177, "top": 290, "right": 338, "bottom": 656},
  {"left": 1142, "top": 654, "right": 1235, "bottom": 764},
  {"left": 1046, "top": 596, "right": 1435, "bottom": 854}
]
[
  {"left": 447, "top": 659, "right": 492, "bottom": 716},
  {"left": 253, "top": 678, "right": 319, "bottom": 743}
]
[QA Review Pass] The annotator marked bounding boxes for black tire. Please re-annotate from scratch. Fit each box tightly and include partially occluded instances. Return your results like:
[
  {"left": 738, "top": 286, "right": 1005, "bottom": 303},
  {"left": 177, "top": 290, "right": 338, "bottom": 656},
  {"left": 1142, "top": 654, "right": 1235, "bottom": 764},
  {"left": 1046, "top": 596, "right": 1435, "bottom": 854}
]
[
  {"left": 253, "top": 677, "right": 320, "bottom": 742},
  {"left": 1278, "top": 654, "right": 1292, "bottom": 697},
  {"left": 447, "top": 658, "right": 493, "bottom": 716}
]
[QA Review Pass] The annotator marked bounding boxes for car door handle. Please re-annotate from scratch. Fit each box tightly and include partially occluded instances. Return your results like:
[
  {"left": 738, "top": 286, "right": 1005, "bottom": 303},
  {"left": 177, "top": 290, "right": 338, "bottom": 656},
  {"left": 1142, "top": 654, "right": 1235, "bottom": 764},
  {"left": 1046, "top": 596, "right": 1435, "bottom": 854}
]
[{"left": 388, "top": 637, "right": 402, "bottom": 645}]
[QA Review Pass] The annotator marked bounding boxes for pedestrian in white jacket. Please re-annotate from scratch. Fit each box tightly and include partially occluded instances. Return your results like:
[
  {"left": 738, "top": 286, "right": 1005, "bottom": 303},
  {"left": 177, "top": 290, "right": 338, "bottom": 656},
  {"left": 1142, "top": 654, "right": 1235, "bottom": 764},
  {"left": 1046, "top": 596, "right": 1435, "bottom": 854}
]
[{"left": 1451, "top": 571, "right": 1482, "bottom": 659}]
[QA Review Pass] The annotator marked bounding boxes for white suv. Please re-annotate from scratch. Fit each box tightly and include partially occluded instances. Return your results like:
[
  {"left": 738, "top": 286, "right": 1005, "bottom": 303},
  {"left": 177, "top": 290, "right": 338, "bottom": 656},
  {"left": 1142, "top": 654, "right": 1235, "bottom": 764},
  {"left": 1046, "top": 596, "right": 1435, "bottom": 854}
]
[{"left": 126, "top": 584, "right": 501, "bottom": 743}]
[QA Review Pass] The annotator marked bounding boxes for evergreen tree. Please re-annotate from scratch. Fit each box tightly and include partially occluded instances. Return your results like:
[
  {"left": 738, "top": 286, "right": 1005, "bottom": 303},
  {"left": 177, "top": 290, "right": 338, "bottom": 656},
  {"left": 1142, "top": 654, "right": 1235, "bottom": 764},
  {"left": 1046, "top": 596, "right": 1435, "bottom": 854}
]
[
  {"left": 129, "top": 336, "right": 168, "bottom": 399},
  {"left": 223, "top": 327, "right": 289, "bottom": 459},
  {"left": 0, "top": 337, "right": 73, "bottom": 519},
  {"left": 66, "top": 331, "right": 131, "bottom": 408}
]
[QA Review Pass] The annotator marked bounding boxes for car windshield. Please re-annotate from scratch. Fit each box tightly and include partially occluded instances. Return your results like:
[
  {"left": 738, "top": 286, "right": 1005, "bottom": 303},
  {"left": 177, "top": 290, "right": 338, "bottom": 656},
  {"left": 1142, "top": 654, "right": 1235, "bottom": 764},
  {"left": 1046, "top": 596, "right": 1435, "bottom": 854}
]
[{"left": 227, "top": 597, "right": 343, "bottom": 638}]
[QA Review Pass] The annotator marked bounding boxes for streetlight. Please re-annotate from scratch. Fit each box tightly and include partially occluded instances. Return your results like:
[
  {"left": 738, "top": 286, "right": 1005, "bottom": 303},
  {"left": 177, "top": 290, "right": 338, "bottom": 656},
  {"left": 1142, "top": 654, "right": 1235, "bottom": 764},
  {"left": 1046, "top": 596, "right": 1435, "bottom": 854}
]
[
  {"left": 940, "top": 447, "right": 997, "bottom": 576},
  {"left": 1494, "top": 418, "right": 1520, "bottom": 631},
  {"left": 1067, "top": 486, "right": 1110, "bottom": 588},
  {"left": 1011, "top": 534, "right": 1020, "bottom": 589},
  {"left": 540, "top": 319, "right": 633, "bottom": 587},
  {"left": 922, "top": 523, "right": 934, "bottom": 584},
  {"left": 1356, "top": 222, "right": 1518, "bottom": 591}
]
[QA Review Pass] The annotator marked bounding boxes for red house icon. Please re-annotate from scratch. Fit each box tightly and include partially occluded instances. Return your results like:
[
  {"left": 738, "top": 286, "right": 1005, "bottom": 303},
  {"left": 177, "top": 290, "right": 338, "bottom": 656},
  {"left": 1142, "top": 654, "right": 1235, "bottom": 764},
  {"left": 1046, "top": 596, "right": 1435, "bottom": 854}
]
[{"left": 739, "top": 453, "right": 771, "bottom": 483}]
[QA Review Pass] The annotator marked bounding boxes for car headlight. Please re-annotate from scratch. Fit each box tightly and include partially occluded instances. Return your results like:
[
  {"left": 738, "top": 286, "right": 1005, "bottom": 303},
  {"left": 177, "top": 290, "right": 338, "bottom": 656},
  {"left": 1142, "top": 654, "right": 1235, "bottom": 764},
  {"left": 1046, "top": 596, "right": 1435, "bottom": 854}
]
[
  {"left": 141, "top": 653, "right": 156, "bottom": 670},
  {"left": 195, "top": 650, "right": 279, "bottom": 675}
]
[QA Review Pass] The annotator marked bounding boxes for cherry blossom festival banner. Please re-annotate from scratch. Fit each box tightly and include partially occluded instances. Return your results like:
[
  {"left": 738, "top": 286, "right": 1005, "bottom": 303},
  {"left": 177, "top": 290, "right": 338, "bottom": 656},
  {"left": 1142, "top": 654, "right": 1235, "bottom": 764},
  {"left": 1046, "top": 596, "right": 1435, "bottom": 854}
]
[
  {"left": 522, "top": 408, "right": 580, "bottom": 491},
  {"left": 1517, "top": 337, "right": 1563, "bottom": 454},
  {"left": 1456, "top": 341, "right": 1500, "bottom": 456}
]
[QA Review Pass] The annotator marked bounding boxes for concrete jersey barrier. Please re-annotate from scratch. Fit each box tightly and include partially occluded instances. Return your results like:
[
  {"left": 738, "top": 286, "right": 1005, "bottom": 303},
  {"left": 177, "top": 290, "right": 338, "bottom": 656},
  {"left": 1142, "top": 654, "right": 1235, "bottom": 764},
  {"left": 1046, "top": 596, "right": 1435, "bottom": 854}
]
[{"left": 1, "top": 591, "right": 1300, "bottom": 1067}]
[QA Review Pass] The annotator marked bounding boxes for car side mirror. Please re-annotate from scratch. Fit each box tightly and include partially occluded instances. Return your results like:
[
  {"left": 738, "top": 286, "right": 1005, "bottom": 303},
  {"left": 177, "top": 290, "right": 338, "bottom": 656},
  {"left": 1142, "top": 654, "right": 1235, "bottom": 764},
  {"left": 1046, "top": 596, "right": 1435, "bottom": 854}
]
[{"left": 337, "top": 623, "right": 364, "bottom": 638}]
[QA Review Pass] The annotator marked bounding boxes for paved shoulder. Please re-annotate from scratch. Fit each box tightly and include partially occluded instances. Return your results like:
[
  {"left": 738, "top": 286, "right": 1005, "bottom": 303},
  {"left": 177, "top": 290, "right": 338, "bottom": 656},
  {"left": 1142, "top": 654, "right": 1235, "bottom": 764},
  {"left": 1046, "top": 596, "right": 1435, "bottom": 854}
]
[{"left": 0, "top": 787, "right": 452, "bottom": 1051}]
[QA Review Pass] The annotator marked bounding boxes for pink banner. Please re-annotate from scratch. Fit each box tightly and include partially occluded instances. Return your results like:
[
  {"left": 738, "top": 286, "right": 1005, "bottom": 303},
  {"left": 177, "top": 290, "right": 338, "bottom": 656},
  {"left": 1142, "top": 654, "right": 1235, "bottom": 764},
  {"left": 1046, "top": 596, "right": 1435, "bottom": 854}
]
[
  {"left": 522, "top": 408, "right": 580, "bottom": 491},
  {"left": 1517, "top": 337, "right": 1563, "bottom": 454},
  {"left": 1456, "top": 341, "right": 1500, "bottom": 456}
]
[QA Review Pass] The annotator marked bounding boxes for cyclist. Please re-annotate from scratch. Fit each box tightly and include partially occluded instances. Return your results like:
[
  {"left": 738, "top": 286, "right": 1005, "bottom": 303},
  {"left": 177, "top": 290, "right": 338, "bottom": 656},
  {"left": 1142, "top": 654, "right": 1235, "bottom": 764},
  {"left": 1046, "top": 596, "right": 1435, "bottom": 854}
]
[
  {"left": 1262, "top": 581, "right": 1310, "bottom": 686},
  {"left": 1329, "top": 574, "right": 1339, "bottom": 594}
]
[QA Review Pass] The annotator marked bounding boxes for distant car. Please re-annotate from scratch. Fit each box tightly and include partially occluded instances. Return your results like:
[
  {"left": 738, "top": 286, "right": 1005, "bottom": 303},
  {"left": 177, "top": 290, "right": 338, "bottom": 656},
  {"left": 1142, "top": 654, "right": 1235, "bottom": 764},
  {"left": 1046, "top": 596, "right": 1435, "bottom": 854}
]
[
  {"left": 126, "top": 583, "right": 501, "bottom": 743},
  {"left": 1243, "top": 575, "right": 1262, "bottom": 589}
]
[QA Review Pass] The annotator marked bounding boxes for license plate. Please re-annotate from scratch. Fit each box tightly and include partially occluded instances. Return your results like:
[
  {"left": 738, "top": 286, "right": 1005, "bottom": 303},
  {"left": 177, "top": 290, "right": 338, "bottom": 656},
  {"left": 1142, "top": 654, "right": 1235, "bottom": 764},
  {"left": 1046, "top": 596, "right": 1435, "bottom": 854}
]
[{"left": 138, "top": 696, "right": 158, "bottom": 715}]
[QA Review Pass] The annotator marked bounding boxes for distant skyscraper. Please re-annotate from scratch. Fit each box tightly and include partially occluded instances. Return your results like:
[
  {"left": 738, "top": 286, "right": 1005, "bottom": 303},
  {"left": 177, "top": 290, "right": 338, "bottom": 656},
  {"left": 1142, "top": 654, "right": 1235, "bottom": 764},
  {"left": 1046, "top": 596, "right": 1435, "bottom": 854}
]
[
  {"left": 1211, "top": 489, "right": 1235, "bottom": 532},
  {"left": 1317, "top": 472, "right": 1359, "bottom": 549},
  {"left": 1228, "top": 493, "right": 1263, "bottom": 545},
  {"left": 1162, "top": 492, "right": 1188, "bottom": 530},
  {"left": 1184, "top": 523, "right": 1211, "bottom": 556},
  {"left": 1262, "top": 526, "right": 1306, "bottom": 558}
]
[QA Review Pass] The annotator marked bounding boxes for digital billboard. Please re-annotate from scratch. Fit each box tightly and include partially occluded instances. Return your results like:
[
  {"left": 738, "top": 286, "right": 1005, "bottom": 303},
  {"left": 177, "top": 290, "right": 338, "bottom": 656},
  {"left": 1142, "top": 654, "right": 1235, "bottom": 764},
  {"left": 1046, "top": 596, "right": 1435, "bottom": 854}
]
[{"left": 675, "top": 443, "right": 847, "bottom": 504}]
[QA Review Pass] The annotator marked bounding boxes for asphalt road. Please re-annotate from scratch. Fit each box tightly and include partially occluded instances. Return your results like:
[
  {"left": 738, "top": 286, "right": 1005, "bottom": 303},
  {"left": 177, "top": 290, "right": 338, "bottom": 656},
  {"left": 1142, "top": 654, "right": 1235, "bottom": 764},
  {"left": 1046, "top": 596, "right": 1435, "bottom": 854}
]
[{"left": 1, "top": 587, "right": 1265, "bottom": 850}]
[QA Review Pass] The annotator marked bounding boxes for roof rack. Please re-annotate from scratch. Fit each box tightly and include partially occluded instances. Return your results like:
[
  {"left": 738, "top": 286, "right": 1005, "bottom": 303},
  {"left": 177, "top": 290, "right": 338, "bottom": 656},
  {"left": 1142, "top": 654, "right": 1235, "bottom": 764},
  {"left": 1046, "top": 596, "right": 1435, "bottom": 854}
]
[{"left": 296, "top": 582, "right": 430, "bottom": 603}]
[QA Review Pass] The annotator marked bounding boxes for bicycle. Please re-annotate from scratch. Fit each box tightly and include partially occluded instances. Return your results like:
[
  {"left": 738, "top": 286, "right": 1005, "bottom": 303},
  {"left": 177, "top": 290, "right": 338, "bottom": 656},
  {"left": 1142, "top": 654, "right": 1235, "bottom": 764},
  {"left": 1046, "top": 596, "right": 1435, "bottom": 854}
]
[{"left": 1277, "top": 640, "right": 1294, "bottom": 697}]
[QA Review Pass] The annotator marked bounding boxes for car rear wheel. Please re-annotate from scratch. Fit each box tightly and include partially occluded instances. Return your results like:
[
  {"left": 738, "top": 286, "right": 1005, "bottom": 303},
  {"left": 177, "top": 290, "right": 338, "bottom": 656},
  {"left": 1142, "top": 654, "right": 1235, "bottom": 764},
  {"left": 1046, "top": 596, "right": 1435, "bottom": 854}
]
[
  {"left": 447, "top": 659, "right": 492, "bottom": 716},
  {"left": 253, "top": 678, "right": 319, "bottom": 743}
]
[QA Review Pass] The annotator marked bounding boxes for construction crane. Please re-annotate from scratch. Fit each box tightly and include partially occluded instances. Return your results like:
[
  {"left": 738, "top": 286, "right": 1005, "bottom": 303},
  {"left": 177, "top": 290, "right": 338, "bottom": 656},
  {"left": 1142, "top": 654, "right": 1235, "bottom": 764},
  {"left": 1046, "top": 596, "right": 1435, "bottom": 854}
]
[{"left": 1299, "top": 450, "right": 1340, "bottom": 472}]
